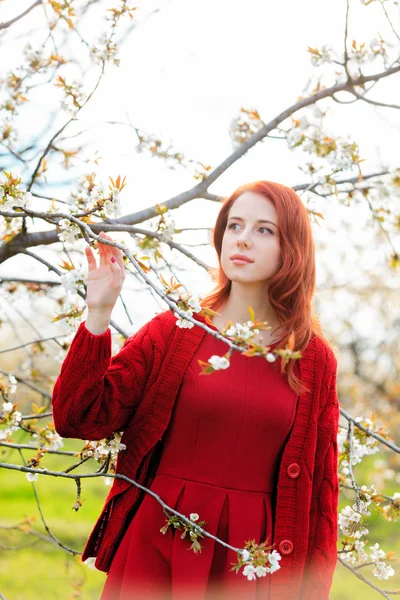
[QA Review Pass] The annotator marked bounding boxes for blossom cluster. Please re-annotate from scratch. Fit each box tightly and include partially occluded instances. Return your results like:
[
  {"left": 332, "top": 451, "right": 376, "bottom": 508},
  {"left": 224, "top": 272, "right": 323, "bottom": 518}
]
[
  {"left": 65, "top": 173, "right": 124, "bottom": 219},
  {"left": 229, "top": 108, "right": 265, "bottom": 147},
  {"left": 382, "top": 492, "right": 400, "bottom": 522},
  {"left": 55, "top": 76, "right": 86, "bottom": 117},
  {"left": 57, "top": 218, "right": 82, "bottom": 245},
  {"left": 338, "top": 417, "right": 380, "bottom": 476},
  {"left": 369, "top": 543, "right": 395, "bottom": 580},
  {"left": 80, "top": 432, "right": 126, "bottom": 461},
  {"left": 79, "top": 432, "right": 126, "bottom": 483},
  {"left": 286, "top": 105, "right": 361, "bottom": 172},
  {"left": 308, "top": 30, "right": 390, "bottom": 73},
  {"left": 341, "top": 539, "right": 395, "bottom": 580},
  {"left": 0, "top": 172, "right": 32, "bottom": 222},
  {"left": 241, "top": 549, "right": 281, "bottom": 580},
  {"left": 169, "top": 281, "right": 203, "bottom": 329},
  {"left": 160, "top": 510, "right": 207, "bottom": 554},
  {"left": 233, "top": 539, "right": 282, "bottom": 580},
  {"left": 92, "top": 186, "right": 123, "bottom": 218},
  {"left": 60, "top": 266, "right": 86, "bottom": 299},
  {"left": 339, "top": 499, "right": 371, "bottom": 539},
  {"left": 0, "top": 374, "right": 21, "bottom": 440},
  {"left": 91, "top": 33, "right": 120, "bottom": 66},
  {"left": 157, "top": 211, "right": 177, "bottom": 243},
  {"left": 339, "top": 483, "right": 396, "bottom": 580},
  {"left": 0, "top": 400, "right": 22, "bottom": 441},
  {"left": 31, "top": 426, "right": 63, "bottom": 452},
  {"left": 136, "top": 131, "right": 186, "bottom": 169}
]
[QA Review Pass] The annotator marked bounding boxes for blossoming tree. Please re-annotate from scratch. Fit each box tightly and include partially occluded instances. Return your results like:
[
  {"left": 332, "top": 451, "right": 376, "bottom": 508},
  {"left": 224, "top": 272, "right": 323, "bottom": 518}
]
[{"left": 0, "top": 0, "right": 400, "bottom": 597}]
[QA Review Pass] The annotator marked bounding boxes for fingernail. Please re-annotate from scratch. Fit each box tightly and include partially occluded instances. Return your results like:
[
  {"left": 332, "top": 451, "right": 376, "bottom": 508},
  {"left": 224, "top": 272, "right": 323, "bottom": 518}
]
[{"left": 111, "top": 257, "right": 116, "bottom": 263}]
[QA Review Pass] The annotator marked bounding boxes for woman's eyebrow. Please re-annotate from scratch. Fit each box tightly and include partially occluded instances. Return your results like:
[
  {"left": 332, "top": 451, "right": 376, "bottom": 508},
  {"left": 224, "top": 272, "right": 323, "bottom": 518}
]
[{"left": 228, "top": 216, "right": 278, "bottom": 228}]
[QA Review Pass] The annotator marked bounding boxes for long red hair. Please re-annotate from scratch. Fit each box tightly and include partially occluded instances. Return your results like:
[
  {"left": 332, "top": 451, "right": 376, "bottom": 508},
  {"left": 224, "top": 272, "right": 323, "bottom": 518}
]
[{"left": 199, "top": 180, "right": 336, "bottom": 396}]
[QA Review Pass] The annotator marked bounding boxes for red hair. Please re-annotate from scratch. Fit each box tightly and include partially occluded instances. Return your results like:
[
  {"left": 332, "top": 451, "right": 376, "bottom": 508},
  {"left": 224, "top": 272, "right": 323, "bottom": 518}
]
[{"left": 199, "top": 180, "right": 336, "bottom": 396}]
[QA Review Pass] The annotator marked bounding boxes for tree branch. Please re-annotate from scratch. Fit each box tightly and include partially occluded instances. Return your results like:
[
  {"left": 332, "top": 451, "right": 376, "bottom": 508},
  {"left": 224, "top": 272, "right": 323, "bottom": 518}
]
[{"left": 0, "top": 0, "right": 42, "bottom": 30}]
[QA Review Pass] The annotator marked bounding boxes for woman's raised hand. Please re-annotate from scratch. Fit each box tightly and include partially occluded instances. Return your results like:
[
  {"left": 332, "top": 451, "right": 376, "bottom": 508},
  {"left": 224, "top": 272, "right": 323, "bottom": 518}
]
[{"left": 84, "top": 231, "right": 126, "bottom": 315}]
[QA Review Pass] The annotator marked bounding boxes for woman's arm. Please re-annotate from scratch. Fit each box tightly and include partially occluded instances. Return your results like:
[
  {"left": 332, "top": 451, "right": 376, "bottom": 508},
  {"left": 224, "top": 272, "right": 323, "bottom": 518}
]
[
  {"left": 52, "top": 319, "right": 154, "bottom": 440},
  {"left": 300, "top": 361, "right": 340, "bottom": 600}
]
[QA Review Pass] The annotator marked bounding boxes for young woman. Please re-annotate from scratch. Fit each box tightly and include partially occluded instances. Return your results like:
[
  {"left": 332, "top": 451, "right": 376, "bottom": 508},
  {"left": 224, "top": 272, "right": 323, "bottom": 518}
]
[{"left": 52, "top": 180, "right": 340, "bottom": 600}]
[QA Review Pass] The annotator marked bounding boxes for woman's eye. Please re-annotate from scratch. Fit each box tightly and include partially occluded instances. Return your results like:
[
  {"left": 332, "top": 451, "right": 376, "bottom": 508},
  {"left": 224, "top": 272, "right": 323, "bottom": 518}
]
[{"left": 228, "top": 223, "right": 272, "bottom": 234}]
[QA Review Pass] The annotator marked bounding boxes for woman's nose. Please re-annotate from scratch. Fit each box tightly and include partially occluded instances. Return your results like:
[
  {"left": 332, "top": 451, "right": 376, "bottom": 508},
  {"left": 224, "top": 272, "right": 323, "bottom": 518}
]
[{"left": 237, "top": 231, "right": 251, "bottom": 246}]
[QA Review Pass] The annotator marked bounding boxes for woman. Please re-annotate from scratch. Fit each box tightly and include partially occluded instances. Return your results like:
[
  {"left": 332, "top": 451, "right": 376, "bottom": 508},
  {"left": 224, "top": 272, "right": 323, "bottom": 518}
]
[{"left": 52, "top": 180, "right": 340, "bottom": 600}]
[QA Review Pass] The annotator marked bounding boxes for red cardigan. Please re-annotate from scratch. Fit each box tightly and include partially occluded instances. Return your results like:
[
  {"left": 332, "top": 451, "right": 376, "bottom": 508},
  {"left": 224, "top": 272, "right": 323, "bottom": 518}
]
[{"left": 52, "top": 309, "right": 340, "bottom": 600}]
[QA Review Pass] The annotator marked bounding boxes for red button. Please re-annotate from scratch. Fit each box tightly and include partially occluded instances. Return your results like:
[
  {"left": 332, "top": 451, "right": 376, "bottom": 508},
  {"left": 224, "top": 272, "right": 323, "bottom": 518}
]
[
  {"left": 279, "top": 539, "right": 294, "bottom": 555},
  {"left": 287, "top": 463, "right": 300, "bottom": 479}
]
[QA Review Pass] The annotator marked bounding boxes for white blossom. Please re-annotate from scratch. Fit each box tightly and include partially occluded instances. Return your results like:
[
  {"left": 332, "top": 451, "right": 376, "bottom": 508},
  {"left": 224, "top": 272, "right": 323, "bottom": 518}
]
[
  {"left": 369, "top": 546, "right": 395, "bottom": 580},
  {"left": 2, "top": 401, "right": 14, "bottom": 414},
  {"left": 58, "top": 218, "right": 81, "bottom": 245},
  {"left": 189, "top": 513, "right": 199, "bottom": 522},
  {"left": 286, "top": 129, "right": 304, "bottom": 146},
  {"left": 91, "top": 33, "right": 120, "bottom": 66},
  {"left": 267, "top": 550, "right": 281, "bottom": 573},
  {"left": 341, "top": 539, "right": 369, "bottom": 564},
  {"left": 23, "top": 191, "right": 32, "bottom": 207},
  {"left": 187, "top": 294, "right": 202, "bottom": 313},
  {"left": 241, "top": 549, "right": 251, "bottom": 561},
  {"left": 373, "top": 562, "right": 395, "bottom": 580},
  {"left": 32, "top": 430, "right": 63, "bottom": 451},
  {"left": 370, "top": 543, "right": 386, "bottom": 561},
  {"left": 310, "top": 45, "right": 334, "bottom": 66},
  {"left": 255, "top": 565, "right": 267, "bottom": 577},
  {"left": 83, "top": 556, "right": 97, "bottom": 570},
  {"left": 208, "top": 355, "right": 230, "bottom": 370},
  {"left": 243, "top": 564, "right": 256, "bottom": 581},
  {"left": 174, "top": 309, "right": 194, "bottom": 329},
  {"left": 82, "top": 434, "right": 127, "bottom": 463},
  {"left": 224, "top": 321, "right": 256, "bottom": 343},
  {"left": 266, "top": 353, "right": 276, "bottom": 363},
  {"left": 61, "top": 268, "right": 86, "bottom": 298},
  {"left": 8, "top": 374, "right": 17, "bottom": 395},
  {"left": 338, "top": 419, "right": 379, "bottom": 475},
  {"left": 158, "top": 214, "right": 176, "bottom": 242},
  {"left": 26, "top": 472, "right": 38, "bottom": 482},
  {"left": 338, "top": 501, "right": 370, "bottom": 537},
  {"left": 0, "top": 189, "right": 31, "bottom": 212},
  {"left": 103, "top": 195, "right": 122, "bottom": 218}
]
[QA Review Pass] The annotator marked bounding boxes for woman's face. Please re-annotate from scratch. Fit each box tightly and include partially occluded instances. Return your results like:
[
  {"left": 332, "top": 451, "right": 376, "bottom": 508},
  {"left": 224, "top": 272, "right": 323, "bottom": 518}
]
[{"left": 220, "top": 191, "right": 282, "bottom": 284}]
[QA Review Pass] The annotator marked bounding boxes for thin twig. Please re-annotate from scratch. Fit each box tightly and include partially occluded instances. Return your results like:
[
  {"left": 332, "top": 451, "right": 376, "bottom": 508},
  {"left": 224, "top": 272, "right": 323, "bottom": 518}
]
[
  {"left": 340, "top": 408, "right": 400, "bottom": 454},
  {"left": 338, "top": 556, "right": 393, "bottom": 599},
  {"left": 0, "top": 0, "right": 42, "bottom": 30}
]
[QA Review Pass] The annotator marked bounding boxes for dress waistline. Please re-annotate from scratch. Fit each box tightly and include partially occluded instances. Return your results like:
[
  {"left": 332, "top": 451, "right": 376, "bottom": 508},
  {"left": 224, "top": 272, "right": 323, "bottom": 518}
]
[{"left": 155, "top": 471, "right": 273, "bottom": 494}]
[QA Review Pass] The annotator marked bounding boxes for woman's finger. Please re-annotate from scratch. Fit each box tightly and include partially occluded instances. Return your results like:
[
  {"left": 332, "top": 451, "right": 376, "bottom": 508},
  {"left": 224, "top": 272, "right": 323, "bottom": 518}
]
[
  {"left": 97, "top": 231, "right": 111, "bottom": 268},
  {"left": 100, "top": 233, "right": 125, "bottom": 276},
  {"left": 85, "top": 246, "right": 97, "bottom": 272}
]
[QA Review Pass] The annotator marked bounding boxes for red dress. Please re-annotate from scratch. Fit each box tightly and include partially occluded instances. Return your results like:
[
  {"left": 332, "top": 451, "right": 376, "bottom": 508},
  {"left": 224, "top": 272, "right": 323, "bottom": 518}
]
[{"left": 101, "top": 323, "right": 299, "bottom": 600}]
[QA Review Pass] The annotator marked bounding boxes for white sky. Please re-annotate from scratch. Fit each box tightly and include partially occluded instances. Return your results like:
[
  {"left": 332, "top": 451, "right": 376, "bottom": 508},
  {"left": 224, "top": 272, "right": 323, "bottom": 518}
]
[{"left": 0, "top": 0, "right": 399, "bottom": 337}]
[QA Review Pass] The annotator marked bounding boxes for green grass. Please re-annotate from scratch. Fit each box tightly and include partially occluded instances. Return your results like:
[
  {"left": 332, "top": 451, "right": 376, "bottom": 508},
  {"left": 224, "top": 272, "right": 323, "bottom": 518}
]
[{"left": 1, "top": 435, "right": 399, "bottom": 599}]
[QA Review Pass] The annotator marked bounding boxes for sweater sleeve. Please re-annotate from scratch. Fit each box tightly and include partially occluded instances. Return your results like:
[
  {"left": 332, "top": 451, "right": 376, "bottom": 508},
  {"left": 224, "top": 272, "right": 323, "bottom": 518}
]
[
  {"left": 52, "top": 319, "right": 154, "bottom": 440},
  {"left": 300, "top": 358, "right": 340, "bottom": 600}
]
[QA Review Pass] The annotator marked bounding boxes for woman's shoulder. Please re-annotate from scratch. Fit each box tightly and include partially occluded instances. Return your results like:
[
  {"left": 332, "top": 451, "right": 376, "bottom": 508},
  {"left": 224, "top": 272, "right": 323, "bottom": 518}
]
[
  {"left": 146, "top": 308, "right": 176, "bottom": 336},
  {"left": 309, "top": 333, "right": 338, "bottom": 375}
]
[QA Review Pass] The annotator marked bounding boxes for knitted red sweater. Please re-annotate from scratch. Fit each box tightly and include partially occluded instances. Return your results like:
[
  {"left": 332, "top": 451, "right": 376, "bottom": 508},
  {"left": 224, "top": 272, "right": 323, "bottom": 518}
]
[{"left": 52, "top": 310, "right": 339, "bottom": 600}]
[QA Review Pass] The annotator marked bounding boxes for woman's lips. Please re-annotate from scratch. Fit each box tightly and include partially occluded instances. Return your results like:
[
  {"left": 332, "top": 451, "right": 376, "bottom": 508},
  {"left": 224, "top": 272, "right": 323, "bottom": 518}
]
[{"left": 231, "top": 258, "right": 252, "bottom": 265}]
